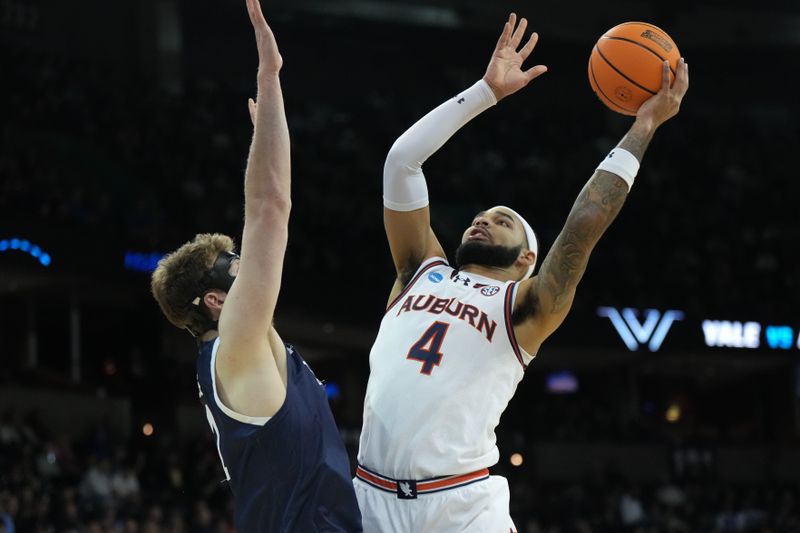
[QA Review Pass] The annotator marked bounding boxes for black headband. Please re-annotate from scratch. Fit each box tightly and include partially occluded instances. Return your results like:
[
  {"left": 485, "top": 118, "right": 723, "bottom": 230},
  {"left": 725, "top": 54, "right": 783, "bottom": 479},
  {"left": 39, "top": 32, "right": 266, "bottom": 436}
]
[
  {"left": 199, "top": 251, "right": 239, "bottom": 295},
  {"left": 187, "top": 251, "right": 239, "bottom": 337}
]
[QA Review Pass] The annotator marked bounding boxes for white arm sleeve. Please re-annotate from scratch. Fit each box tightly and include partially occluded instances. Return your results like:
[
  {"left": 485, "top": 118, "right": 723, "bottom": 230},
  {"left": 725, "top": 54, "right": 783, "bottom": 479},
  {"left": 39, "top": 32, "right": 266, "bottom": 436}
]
[{"left": 383, "top": 80, "right": 498, "bottom": 212}]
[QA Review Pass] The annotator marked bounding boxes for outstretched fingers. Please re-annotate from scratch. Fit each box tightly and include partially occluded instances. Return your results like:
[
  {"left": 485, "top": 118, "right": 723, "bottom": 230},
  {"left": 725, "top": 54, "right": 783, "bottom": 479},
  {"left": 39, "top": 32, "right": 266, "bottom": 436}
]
[
  {"left": 245, "top": 0, "right": 282, "bottom": 72},
  {"left": 494, "top": 14, "right": 515, "bottom": 53},
  {"left": 518, "top": 31, "right": 539, "bottom": 60},
  {"left": 246, "top": 0, "right": 268, "bottom": 32},
  {"left": 509, "top": 17, "right": 528, "bottom": 50},
  {"left": 673, "top": 58, "right": 689, "bottom": 97},
  {"left": 524, "top": 64, "right": 548, "bottom": 82}
]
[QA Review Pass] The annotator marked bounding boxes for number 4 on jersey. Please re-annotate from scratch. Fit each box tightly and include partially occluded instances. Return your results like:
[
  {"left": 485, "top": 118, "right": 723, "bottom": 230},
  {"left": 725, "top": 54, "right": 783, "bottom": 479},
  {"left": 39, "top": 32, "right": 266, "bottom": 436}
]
[{"left": 407, "top": 321, "right": 450, "bottom": 375}]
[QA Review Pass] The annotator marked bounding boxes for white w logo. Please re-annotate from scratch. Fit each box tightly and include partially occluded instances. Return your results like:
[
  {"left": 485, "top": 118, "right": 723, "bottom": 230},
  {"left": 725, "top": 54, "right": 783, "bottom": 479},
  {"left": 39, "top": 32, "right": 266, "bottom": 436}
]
[{"left": 597, "top": 307, "right": 684, "bottom": 351}]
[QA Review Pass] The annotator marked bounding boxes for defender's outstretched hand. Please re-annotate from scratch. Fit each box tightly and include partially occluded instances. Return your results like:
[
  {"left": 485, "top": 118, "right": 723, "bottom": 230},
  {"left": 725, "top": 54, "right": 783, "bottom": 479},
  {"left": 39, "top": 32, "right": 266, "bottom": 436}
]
[
  {"left": 246, "top": 0, "right": 282, "bottom": 75},
  {"left": 483, "top": 13, "right": 548, "bottom": 101},
  {"left": 636, "top": 58, "right": 689, "bottom": 128}
]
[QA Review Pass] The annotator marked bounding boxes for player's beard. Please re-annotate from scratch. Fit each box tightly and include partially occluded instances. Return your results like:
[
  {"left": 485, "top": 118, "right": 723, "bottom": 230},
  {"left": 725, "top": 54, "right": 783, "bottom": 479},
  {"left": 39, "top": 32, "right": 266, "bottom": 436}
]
[{"left": 454, "top": 241, "right": 522, "bottom": 270}]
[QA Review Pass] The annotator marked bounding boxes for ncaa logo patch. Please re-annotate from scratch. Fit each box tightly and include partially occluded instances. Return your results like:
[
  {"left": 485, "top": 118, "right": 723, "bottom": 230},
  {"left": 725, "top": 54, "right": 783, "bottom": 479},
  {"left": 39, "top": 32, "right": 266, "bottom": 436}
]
[
  {"left": 481, "top": 286, "right": 500, "bottom": 296},
  {"left": 428, "top": 272, "right": 443, "bottom": 283}
]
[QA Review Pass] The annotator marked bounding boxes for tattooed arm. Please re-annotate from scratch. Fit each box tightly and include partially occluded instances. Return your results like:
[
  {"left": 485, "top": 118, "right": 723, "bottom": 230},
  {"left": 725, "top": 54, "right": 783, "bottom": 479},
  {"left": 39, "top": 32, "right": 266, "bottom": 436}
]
[{"left": 512, "top": 59, "right": 689, "bottom": 354}]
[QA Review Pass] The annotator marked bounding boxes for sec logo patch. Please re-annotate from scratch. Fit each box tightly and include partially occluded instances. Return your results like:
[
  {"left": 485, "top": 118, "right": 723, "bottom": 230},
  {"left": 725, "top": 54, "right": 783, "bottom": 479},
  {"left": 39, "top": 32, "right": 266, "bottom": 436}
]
[{"left": 481, "top": 286, "right": 500, "bottom": 296}]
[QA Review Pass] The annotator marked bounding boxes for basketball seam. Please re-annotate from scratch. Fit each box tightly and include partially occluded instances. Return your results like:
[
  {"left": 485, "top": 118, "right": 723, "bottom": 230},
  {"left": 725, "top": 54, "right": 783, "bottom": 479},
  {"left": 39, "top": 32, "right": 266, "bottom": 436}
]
[
  {"left": 589, "top": 55, "right": 636, "bottom": 115},
  {"left": 594, "top": 44, "right": 657, "bottom": 96},
  {"left": 600, "top": 36, "right": 676, "bottom": 77}
]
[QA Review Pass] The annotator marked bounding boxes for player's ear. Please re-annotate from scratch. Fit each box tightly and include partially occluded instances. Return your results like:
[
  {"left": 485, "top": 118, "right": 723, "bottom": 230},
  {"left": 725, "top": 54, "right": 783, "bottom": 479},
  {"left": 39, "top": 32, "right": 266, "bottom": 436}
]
[
  {"left": 518, "top": 249, "right": 536, "bottom": 267},
  {"left": 203, "top": 290, "right": 226, "bottom": 310}
]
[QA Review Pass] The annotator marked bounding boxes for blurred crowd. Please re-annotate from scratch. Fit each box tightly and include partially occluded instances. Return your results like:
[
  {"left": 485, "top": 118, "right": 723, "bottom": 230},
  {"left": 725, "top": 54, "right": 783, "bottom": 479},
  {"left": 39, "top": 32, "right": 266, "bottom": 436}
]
[
  {"left": 2, "top": 413, "right": 799, "bottom": 532},
  {"left": 0, "top": 412, "right": 233, "bottom": 533},
  {"left": 507, "top": 475, "right": 800, "bottom": 533}
]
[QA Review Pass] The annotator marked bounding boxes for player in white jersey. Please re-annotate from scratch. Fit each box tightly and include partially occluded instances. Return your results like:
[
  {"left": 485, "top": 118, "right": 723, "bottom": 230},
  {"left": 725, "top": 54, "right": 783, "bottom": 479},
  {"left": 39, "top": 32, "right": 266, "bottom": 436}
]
[{"left": 355, "top": 12, "right": 689, "bottom": 532}]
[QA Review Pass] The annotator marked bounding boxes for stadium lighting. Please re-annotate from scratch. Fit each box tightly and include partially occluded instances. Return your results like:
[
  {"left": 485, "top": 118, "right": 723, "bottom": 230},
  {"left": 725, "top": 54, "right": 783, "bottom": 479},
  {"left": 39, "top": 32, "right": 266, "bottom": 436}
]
[
  {"left": 665, "top": 404, "right": 681, "bottom": 423},
  {"left": 0, "top": 237, "right": 52, "bottom": 267},
  {"left": 124, "top": 252, "right": 165, "bottom": 273}
]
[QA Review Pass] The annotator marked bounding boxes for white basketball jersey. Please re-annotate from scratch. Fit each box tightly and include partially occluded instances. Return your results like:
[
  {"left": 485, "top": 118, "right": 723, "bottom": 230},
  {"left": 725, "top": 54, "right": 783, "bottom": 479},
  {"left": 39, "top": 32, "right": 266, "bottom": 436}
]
[{"left": 358, "top": 257, "right": 534, "bottom": 479}]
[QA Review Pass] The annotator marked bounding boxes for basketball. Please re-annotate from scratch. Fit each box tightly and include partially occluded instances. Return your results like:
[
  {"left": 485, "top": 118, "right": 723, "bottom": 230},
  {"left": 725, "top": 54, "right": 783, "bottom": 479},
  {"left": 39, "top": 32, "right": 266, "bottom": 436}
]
[{"left": 588, "top": 22, "right": 681, "bottom": 115}]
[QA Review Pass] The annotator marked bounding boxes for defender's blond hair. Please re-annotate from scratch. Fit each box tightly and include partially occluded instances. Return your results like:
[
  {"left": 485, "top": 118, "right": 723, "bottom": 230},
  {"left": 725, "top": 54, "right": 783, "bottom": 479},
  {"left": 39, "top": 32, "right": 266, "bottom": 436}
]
[{"left": 151, "top": 233, "right": 235, "bottom": 333}]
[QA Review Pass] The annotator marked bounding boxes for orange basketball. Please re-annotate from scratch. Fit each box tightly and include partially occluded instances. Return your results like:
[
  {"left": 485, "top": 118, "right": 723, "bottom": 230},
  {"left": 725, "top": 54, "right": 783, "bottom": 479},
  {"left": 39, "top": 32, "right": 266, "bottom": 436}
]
[{"left": 588, "top": 22, "right": 680, "bottom": 116}]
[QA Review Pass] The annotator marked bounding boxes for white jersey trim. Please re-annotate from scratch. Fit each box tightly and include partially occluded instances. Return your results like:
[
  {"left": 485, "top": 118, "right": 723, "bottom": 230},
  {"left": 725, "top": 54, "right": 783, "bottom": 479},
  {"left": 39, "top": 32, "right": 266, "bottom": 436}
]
[{"left": 210, "top": 337, "right": 271, "bottom": 426}]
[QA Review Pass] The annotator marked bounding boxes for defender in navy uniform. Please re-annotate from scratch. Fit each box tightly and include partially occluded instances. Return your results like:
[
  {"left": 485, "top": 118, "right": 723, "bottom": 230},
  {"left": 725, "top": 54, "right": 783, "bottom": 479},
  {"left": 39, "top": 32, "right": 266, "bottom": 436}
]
[{"left": 150, "top": 1, "right": 362, "bottom": 530}]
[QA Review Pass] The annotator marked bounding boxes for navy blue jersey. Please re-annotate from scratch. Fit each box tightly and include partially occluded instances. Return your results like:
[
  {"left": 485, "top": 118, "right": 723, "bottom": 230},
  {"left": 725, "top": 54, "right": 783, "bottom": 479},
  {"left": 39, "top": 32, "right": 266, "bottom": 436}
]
[{"left": 196, "top": 338, "right": 362, "bottom": 532}]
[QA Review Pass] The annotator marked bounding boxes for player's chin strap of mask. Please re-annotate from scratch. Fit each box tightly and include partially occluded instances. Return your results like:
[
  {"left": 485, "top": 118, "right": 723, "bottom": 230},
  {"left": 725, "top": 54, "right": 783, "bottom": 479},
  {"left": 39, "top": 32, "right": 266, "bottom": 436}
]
[{"left": 185, "top": 251, "right": 239, "bottom": 338}]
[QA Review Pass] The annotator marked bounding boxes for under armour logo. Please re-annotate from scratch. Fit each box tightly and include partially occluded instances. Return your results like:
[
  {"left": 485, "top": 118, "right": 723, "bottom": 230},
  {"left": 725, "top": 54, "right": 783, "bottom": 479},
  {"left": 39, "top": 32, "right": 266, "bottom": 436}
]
[
  {"left": 397, "top": 480, "right": 417, "bottom": 499},
  {"left": 598, "top": 306, "right": 684, "bottom": 351},
  {"left": 453, "top": 274, "right": 471, "bottom": 286},
  {"left": 457, "top": 97, "right": 465, "bottom": 104}
]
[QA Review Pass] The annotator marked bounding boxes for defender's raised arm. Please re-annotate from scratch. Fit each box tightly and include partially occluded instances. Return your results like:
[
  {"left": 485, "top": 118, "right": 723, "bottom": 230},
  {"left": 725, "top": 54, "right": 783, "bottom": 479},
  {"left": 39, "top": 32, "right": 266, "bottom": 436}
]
[{"left": 215, "top": 0, "right": 292, "bottom": 417}]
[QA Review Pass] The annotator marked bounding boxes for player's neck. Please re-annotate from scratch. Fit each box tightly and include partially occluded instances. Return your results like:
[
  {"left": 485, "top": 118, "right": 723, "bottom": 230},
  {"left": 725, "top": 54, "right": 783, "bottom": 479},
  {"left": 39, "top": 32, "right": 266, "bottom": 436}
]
[
  {"left": 200, "top": 330, "right": 219, "bottom": 343},
  {"left": 459, "top": 264, "right": 520, "bottom": 283}
]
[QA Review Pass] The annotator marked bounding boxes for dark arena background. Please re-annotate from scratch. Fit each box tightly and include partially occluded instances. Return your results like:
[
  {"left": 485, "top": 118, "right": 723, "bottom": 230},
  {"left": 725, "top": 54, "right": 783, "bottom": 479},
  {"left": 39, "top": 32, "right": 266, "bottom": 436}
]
[{"left": 1, "top": 0, "right": 799, "bottom": 531}]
